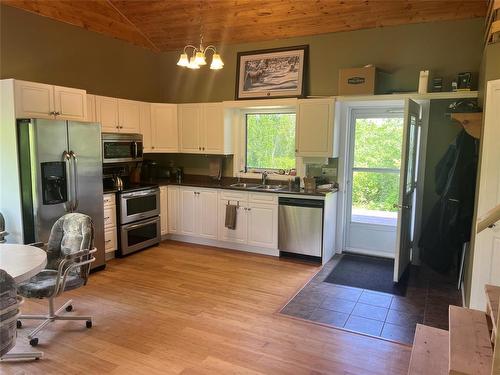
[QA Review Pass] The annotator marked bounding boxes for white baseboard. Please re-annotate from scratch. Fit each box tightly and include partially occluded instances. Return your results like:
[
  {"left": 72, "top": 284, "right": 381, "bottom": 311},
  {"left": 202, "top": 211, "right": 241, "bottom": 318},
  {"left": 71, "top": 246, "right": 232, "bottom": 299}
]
[{"left": 165, "top": 234, "right": 280, "bottom": 257}]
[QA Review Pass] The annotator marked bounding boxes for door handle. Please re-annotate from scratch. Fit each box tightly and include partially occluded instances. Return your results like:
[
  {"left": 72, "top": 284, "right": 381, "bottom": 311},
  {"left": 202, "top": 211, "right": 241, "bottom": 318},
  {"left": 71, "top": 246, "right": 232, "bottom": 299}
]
[
  {"left": 70, "top": 151, "right": 79, "bottom": 210},
  {"left": 62, "top": 151, "right": 73, "bottom": 212},
  {"left": 393, "top": 204, "right": 411, "bottom": 209}
]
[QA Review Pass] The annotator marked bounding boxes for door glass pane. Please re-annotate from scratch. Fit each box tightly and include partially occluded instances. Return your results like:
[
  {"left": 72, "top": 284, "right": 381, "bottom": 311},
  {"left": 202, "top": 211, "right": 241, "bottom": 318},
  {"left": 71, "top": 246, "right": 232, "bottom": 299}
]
[
  {"left": 351, "top": 171, "right": 399, "bottom": 226},
  {"left": 127, "top": 222, "right": 157, "bottom": 246},
  {"left": 353, "top": 118, "right": 404, "bottom": 169},
  {"left": 126, "top": 195, "right": 157, "bottom": 215},
  {"left": 104, "top": 142, "right": 132, "bottom": 159},
  {"left": 406, "top": 115, "right": 417, "bottom": 194}
]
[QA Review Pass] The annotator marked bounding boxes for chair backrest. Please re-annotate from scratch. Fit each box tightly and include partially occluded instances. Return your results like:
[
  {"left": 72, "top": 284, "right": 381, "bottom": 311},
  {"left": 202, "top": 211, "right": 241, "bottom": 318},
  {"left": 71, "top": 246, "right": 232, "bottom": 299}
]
[
  {"left": 0, "top": 270, "right": 19, "bottom": 357},
  {"left": 46, "top": 213, "right": 94, "bottom": 269}
]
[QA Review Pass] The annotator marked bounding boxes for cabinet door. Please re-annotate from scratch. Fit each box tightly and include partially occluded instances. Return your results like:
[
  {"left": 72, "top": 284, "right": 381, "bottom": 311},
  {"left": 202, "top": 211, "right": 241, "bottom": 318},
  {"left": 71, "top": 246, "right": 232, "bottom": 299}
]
[
  {"left": 160, "top": 186, "right": 168, "bottom": 236},
  {"left": 96, "top": 96, "right": 119, "bottom": 132},
  {"left": 179, "top": 188, "right": 197, "bottom": 236},
  {"left": 140, "top": 102, "right": 153, "bottom": 152},
  {"left": 118, "top": 99, "right": 141, "bottom": 133},
  {"left": 247, "top": 203, "right": 278, "bottom": 249},
  {"left": 14, "top": 80, "right": 54, "bottom": 119},
  {"left": 296, "top": 99, "right": 334, "bottom": 157},
  {"left": 197, "top": 190, "right": 218, "bottom": 239},
  {"left": 179, "top": 104, "right": 201, "bottom": 153},
  {"left": 167, "top": 186, "right": 179, "bottom": 234},
  {"left": 202, "top": 103, "right": 225, "bottom": 154},
  {"left": 86, "top": 94, "right": 96, "bottom": 123},
  {"left": 53, "top": 85, "right": 87, "bottom": 121},
  {"left": 151, "top": 104, "right": 178, "bottom": 152},
  {"left": 219, "top": 200, "right": 248, "bottom": 244}
]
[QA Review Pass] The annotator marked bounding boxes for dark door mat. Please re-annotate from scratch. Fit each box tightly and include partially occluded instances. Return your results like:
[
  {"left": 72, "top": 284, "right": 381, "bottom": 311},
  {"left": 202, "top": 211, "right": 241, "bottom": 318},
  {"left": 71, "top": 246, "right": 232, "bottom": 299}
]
[{"left": 323, "top": 254, "right": 409, "bottom": 296}]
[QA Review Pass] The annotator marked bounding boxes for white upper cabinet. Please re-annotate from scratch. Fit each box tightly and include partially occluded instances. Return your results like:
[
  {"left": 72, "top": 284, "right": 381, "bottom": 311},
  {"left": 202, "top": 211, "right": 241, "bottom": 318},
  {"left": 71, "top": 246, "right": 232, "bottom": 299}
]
[
  {"left": 14, "top": 80, "right": 86, "bottom": 121},
  {"left": 296, "top": 98, "right": 337, "bottom": 158},
  {"left": 140, "top": 102, "right": 153, "bottom": 151},
  {"left": 179, "top": 103, "right": 232, "bottom": 154},
  {"left": 96, "top": 96, "right": 119, "bottom": 132},
  {"left": 96, "top": 96, "right": 141, "bottom": 133},
  {"left": 150, "top": 103, "right": 178, "bottom": 153},
  {"left": 179, "top": 104, "right": 202, "bottom": 153},
  {"left": 118, "top": 99, "right": 141, "bottom": 133},
  {"left": 53, "top": 85, "right": 87, "bottom": 121},
  {"left": 85, "top": 94, "right": 96, "bottom": 123}
]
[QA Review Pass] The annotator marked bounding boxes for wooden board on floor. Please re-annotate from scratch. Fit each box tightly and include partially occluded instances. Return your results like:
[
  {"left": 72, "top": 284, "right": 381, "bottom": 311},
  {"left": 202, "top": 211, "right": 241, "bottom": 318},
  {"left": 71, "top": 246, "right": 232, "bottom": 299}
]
[
  {"left": 3, "top": 241, "right": 411, "bottom": 374},
  {"left": 407, "top": 324, "right": 449, "bottom": 375},
  {"left": 449, "top": 305, "right": 493, "bottom": 375}
]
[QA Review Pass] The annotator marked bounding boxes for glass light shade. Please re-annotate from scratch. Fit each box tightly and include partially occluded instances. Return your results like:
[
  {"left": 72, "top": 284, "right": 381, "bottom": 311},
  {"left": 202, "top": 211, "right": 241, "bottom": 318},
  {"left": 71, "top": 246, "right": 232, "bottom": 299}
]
[
  {"left": 176, "top": 53, "right": 189, "bottom": 67},
  {"left": 188, "top": 56, "right": 200, "bottom": 69},
  {"left": 210, "top": 54, "right": 224, "bottom": 70},
  {"left": 194, "top": 51, "right": 207, "bottom": 65}
]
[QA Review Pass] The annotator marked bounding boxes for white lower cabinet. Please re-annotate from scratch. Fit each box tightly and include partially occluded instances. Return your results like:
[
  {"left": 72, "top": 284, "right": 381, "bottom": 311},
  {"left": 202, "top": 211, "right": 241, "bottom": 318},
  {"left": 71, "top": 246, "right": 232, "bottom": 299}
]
[
  {"left": 247, "top": 202, "right": 278, "bottom": 249},
  {"left": 103, "top": 193, "right": 117, "bottom": 256},
  {"left": 167, "top": 186, "right": 179, "bottom": 234},
  {"left": 218, "top": 199, "right": 248, "bottom": 244},
  {"left": 160, "top": 186, "right": 168, "bottom": 236},
  {"left": 179, "top": 187, "right": 218, "bottom": 239}
]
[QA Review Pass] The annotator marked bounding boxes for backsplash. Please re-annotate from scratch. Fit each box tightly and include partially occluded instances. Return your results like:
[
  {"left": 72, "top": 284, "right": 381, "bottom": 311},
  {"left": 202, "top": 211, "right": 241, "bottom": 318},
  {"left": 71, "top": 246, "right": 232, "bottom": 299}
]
[
  {"left": 305, "top": 158, "right": 338, "bottom": 183},
  {"left": 143, "top": 153, "right": 234, "bottom": 177}
]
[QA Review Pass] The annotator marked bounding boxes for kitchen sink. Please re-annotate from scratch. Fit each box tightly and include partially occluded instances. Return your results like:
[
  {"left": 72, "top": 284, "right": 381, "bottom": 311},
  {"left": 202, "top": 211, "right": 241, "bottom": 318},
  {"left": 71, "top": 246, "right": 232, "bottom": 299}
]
[
  {"left": 252, "top": 184, "right": 288, "bottom": 191},
  {"left": 229, "top": 182, "right": 261, "bottom": 189}
]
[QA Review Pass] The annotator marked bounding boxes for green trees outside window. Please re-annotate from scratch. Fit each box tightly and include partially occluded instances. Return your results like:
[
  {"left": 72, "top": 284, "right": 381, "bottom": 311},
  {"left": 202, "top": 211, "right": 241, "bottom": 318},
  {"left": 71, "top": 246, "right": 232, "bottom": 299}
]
[
  {"left": 246, "top": 113, "right": 296, "bottom": 171},
  {"left": 352, "top": 117, "right": 403, "bottom": 213}
]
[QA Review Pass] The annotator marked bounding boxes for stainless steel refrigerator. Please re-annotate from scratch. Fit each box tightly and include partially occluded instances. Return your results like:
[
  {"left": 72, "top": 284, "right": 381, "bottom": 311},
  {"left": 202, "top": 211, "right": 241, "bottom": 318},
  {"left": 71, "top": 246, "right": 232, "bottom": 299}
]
[{"left": 17, "top": 119, "right": 105, "bottom": 269}]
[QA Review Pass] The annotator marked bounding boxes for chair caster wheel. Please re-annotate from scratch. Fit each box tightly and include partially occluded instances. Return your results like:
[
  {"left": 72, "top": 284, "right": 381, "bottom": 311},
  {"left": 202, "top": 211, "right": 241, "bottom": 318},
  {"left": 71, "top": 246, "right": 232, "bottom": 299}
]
[
  {"left": 66, "top": 305, "right": 73, "bottom": 312},
  {"left": 30, "top": 338, "right": 39, "bottom": 346},
  {"left": 17, "top": 320, "right": 22, "bottom": 328},
  {"left": 86, "top": 320, "right": 92, "bottom": 328}
]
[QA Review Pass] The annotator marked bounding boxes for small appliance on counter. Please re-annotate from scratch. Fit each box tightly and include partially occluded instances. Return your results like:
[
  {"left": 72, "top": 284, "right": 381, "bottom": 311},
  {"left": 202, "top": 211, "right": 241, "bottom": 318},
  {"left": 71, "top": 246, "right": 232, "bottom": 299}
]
[{"left": 141, "top": 160, "right": 159, "bottom": 183}]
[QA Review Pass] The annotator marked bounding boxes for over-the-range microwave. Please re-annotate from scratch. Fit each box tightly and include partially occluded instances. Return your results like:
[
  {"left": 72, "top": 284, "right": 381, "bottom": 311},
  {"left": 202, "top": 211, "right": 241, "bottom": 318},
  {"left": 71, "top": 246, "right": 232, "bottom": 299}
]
[{"left": 102, "top": 133, "right": 143, "bottom": 164}]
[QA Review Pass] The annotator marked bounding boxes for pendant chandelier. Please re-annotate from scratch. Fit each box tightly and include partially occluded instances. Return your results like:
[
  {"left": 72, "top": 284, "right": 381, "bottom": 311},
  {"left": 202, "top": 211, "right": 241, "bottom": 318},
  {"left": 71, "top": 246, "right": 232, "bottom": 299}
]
[{"left": 176, "top": 35, "right": 224, "bottom": 70}]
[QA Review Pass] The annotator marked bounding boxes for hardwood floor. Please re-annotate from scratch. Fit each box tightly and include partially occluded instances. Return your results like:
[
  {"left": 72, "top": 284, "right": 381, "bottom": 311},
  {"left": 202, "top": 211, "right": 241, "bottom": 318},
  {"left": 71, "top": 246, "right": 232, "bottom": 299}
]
[{"left": 3, "top": 241, "right": 411, "bottom": 374}]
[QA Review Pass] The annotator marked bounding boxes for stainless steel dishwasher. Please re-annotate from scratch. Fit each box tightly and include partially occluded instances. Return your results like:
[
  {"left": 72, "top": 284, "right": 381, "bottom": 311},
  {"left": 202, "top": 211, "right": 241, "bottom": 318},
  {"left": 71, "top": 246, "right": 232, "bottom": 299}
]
[{"left": 278, "top": 197, "right": 324, "bottom": 257}]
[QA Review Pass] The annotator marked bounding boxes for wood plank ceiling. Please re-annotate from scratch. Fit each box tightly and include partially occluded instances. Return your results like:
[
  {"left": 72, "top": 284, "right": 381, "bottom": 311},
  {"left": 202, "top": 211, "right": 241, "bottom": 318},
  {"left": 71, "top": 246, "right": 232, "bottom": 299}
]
[{"left": 3, "top": 0, "right": 488, "bottom": 52}]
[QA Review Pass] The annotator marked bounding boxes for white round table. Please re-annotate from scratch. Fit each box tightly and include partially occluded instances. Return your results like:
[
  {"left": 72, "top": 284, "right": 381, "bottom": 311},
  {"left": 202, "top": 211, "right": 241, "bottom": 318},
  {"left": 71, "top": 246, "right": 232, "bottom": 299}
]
[{"left": 0, "top": 244, "right": 47, "bottom": 283}]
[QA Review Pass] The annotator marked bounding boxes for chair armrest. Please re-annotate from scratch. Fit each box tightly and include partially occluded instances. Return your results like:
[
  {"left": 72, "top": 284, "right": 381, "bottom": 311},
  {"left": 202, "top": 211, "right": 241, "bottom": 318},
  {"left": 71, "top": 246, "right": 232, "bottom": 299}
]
[{"left": 29, "top": 242, "right": 46, "bottom": 249}]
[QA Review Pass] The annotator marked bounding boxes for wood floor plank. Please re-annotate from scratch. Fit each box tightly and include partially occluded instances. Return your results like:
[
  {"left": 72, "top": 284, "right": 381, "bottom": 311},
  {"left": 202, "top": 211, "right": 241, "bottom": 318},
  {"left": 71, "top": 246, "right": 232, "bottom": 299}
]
[{"left": 3, "top": 241, "right": 411, "bottom": 374}]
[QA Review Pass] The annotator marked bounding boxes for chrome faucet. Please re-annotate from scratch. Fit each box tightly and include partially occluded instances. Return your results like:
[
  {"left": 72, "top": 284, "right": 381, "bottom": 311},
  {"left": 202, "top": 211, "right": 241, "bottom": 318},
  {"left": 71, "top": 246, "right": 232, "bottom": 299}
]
[{"left": 261, "top": 171, "right": 268, "bottom": 185}]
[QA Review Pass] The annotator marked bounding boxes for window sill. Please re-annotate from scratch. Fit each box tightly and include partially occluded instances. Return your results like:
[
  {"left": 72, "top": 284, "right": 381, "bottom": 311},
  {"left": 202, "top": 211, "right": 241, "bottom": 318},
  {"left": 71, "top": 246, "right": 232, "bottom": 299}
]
[{"left": 239, "top": 172, "right": 297, "bottom": 182}]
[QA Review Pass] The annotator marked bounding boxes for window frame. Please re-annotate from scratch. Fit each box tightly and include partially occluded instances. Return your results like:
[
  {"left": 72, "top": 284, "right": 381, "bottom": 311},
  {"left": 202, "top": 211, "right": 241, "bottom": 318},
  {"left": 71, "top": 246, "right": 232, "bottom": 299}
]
[
  {"left": 234, "top": 106, "right": 302, "bottom": 181},
  {"left": 244, "top": 111, "right": 297, "bottom": 173}
]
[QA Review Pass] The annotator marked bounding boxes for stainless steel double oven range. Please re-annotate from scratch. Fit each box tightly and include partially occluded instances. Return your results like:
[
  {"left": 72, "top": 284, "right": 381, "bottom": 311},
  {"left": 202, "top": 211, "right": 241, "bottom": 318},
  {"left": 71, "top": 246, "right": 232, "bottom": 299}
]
[{"left": 102, "top": 133, "right": 161, "bottom": 256}]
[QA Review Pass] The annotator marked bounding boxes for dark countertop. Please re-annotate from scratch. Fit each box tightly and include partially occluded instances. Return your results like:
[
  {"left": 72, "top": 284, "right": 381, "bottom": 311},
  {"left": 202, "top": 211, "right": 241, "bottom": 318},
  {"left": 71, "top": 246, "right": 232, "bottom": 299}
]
[{"left": 153, "top": 175, "right": 337, "bottom": 197}]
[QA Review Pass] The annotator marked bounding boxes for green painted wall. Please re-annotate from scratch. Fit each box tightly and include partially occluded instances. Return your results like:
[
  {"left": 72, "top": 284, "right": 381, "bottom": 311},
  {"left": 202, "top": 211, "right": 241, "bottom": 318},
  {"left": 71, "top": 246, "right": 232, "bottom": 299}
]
[
  {"left": 0, "top": 5, "right": 163, "bottom": 102},
  {"left": 160, "top": 18, "right": 484, "bottom": 103}
]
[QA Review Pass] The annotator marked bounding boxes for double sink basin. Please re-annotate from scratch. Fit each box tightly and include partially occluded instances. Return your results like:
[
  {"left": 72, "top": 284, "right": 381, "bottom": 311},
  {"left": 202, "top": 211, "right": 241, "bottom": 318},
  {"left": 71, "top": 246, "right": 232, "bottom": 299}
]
[{"left": 229, "top": 182, "right": 288, "bottom": 192}]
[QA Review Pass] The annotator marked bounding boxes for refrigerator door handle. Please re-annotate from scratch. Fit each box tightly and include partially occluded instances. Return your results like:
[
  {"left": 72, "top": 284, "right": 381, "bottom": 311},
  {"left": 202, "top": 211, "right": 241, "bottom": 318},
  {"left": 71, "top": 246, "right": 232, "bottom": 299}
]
[
  {"left": 70, "top": 151, "right": 79, "bottom": 211},
  {"left": 62, "top": 150, "right": 73, "bottom": 212}
]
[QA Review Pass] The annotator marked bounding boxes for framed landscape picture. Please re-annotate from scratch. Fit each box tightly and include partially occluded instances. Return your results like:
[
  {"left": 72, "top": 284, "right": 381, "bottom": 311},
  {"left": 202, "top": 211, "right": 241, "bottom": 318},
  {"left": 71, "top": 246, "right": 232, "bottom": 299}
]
[{"left": 235, "top": 45, "right": 308, "bottom": 100}]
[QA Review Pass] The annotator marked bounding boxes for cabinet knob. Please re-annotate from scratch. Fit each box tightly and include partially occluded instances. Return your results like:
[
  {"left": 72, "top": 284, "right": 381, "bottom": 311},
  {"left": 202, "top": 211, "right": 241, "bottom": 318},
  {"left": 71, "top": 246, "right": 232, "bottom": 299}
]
[
  {"left": 55, "top": 111, "right": 60, "bottom": 116},
  {"left": 295, "top": 149, "right": 298, "bottom": 153},
  {"left": 198, "top": 146, "right": 201, "bottom": 150},
  {"left": 202, "top": 147, "right": 205, "bottom": 151}
]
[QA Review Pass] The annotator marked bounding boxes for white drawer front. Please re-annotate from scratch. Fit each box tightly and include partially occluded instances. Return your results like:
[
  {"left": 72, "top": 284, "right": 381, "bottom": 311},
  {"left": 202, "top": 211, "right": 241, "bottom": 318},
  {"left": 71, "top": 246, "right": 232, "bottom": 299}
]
[
  {"left": 104, "top": 207, "right": 116, "bottom": 229},
  {"left": 103, "top": 194, "right": 115, "bottom": 207},
  {"left": 104, "top": 229, "right": 117, "bottom": 253},
  {"left": 220, "top": 190, "right": 248, "bottom": 202},
  {"left": 248, "top": 192, "right": 278, "bottom": 205}
]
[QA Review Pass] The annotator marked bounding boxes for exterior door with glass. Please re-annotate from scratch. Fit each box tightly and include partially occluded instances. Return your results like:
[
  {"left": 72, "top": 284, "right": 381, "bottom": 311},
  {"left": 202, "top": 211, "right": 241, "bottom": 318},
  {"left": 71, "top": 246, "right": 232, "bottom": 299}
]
[
  {"left": 394, "top": 99, "right": 421, "bottom": 282},
  {"left": 346, "top": 109, "right": 404, "bottom": 258}
]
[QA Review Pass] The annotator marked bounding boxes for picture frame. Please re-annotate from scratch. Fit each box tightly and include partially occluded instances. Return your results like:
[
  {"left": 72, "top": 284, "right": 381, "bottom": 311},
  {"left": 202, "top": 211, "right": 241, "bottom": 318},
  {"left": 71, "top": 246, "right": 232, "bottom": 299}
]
[{"left": 235, "top": 45, "right": 308, "bottom": 100}]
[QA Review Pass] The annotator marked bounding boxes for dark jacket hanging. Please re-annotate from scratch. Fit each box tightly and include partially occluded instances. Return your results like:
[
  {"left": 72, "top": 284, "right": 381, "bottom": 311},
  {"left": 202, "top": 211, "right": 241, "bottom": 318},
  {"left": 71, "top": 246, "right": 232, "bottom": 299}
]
[{"left": 419, "top": 130, "right": 479, "bottom": 273}]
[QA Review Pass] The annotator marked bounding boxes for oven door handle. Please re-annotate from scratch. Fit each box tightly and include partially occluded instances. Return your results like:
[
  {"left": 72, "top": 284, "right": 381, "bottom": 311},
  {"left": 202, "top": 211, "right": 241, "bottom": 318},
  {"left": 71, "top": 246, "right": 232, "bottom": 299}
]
[
  {"left": 122, "top": 217, "right": 159, "bottom": 231},
  {"left": 121, "top": 189, "right": 159, "bottom": 198},
  {"left": 133, "top": 141, "right": 138, "bottom": 158}
]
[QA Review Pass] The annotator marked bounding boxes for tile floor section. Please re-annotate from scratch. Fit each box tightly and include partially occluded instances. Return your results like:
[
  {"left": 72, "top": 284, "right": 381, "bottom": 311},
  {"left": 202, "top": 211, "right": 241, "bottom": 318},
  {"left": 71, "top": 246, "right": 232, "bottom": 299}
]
[{"left": 280, "top": 256, "right": 462, "bottom": 345}]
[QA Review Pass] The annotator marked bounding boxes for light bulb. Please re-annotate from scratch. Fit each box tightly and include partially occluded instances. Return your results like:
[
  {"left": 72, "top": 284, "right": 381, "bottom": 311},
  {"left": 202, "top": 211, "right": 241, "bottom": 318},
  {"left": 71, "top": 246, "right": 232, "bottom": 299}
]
[
  {"left": 176, "top": 53, "right": 189, "bottom": 67},
  {"left": 188, "top": 56, "right": 200, "bottom": 69},
  {"left": 194, "top": 51, "right": 207, "bottom": 65},
  {"left": 210, "top": 53, "right": 224, "bottom": 70}
]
